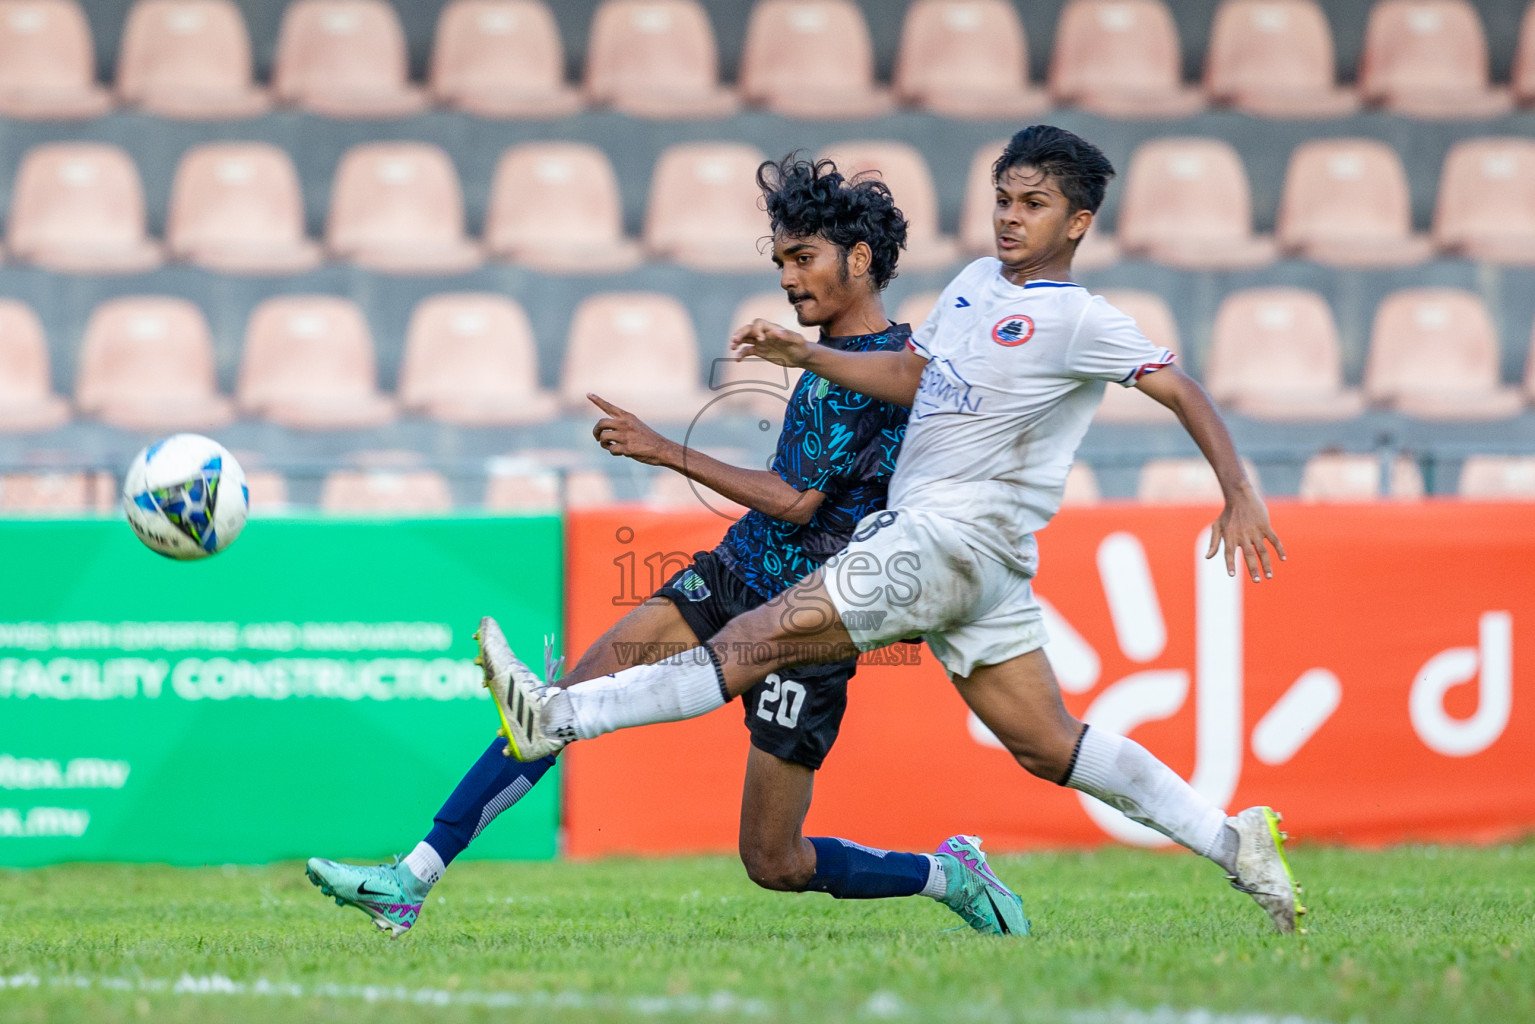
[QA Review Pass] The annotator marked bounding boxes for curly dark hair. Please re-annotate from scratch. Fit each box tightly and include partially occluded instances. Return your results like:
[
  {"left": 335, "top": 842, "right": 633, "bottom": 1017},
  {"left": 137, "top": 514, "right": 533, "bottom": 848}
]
[
  {"left": 993, "top": 125, "right": 1116, "bottom": 214},
  {"left": 757, "top": 155, "right": 907, "bottom": 290}
]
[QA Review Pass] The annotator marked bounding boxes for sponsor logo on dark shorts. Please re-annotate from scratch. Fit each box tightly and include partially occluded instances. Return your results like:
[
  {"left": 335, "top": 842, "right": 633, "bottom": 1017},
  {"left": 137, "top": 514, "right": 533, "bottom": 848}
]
[
  {"left": 991, "top": 314, "right": 1035, "bottom": 347},
  {"left": 678, "top": 569, "right": 711, "bottom": 602}
]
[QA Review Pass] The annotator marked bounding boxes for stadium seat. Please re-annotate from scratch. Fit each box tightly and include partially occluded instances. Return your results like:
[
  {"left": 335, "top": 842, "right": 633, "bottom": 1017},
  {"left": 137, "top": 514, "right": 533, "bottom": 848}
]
[
  {"left": 1061, "top": 461, "right": 1101, "bottom": 506},
  {"left": 483, "top": 456, "right": 562, "bottom": 510},
  {"left": 645, "top": 470, "right": 746, "bottom": 516},
  {"left": 1276, "top": 138, "right": 1432, "bottom": 267},
  {"left": 320, "top": 469, "right": 453, "bottom": 514},
  {"left": 6, "top": 143, "right": 161, "bottom": 273},
  {"left": 1204, "top": 0, "right": 1357, "bottom": 118},
  {"left": 1458, "top": 455, "right": 1535, "bottom": 499},
  {"left": 585, "top": 0, "right": 736, "bottom": 118},
  {"left": 429, "top": 0, "right": 580, "bottom": 117},
  {"left": 243, "top": 469, "right": 291, "bottom": 513},
  {"left": 818, "top": 141, "right": 958, "bottom": 271},
  {"left": 1514, "top": 2, "right": 1535, "bottom": 104},
  {"left": 272, "top": 0, "right": 425, "bottom": 118},
  {"left": 644, "top": 142, "right": 770, "bottom": 271},
  {"left": 560, "top": 292, "right": 709, "bottom": 421},
  {"left": 738, "top": 0, "right": 891, "bottom": 119},
  {"left": 1205, "top": 288, "right": 1364, "bottom": 421},
  {"left": 116, "top": 0, "right": 268, "bottom": 118},
  {"left": 166, "top": 142, "right": 320, "bottom": 274},
  {"left": 895, "top": 291, "right": 940, "bottom": 330},
  {"left": 1137, "top": 457, "right": 1261, "bottom": 504},
  {"left": 1358, "top": 0, "right": 1510, "bottom": 118},
  {"left": 237, "top": 295, "right": 397, "bottom": 429},
  {"left": 484, "top": 142, "right": 641, "bottom": 272},
  {"left": 711, "top": 292, "right": 803, "bottom": 417},
  {"left": 398, "top": 293, "right": 559, "bottom": 425},
  {"left": 958, "top": 140, "right": 1120, "bottom": 269},
  {"left": 0, "top": 0, "right": 111, "bottom": 119},
  {"left": 1364, "top": 288, "right": 1522, "bottom": 420},
  {"left": 1116, "top": 138, "right": 1275, "bottom": 269},
  {"left": 1433, "top": 138, "right": 1535, "bottom": 264},
  {"left": 1299, "top": 452, "right": 1423, "bottom": 501},
  {"left": 75, "top": 296, "right": 234, "bottom": 431},
  {"left": 0, "top": 471, "right": 114, "bottom": 513},
  {"left": 326, "top": 143, "right": 481, "bottom": 274},
  {"left": 1049, "top": 0, "right": 1204, "bottom": 118},
  {"left": 893, "top": 0, "right": 1048, "bottom": 118},
  {"left": 0, "top": 300, "right": 68, "bottom": 432},
  {"left": 1092, "top": 290, "right": 1180, "bottom": 424}
]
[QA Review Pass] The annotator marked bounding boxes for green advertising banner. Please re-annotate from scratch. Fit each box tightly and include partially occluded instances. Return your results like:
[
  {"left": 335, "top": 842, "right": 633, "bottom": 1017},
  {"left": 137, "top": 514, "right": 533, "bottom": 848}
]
[{"left": 0, "top": 517, "right": 562, "bottom": 867}]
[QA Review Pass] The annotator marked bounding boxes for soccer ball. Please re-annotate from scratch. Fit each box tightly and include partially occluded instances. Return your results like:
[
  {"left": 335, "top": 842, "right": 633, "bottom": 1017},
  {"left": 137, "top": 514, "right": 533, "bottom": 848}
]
[{"left": 122, "top": 434, "right": 249, "bottom": 560}]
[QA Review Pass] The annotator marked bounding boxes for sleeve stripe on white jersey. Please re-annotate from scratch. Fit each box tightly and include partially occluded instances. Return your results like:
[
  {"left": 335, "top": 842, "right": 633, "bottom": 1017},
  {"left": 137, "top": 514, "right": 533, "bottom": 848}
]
[{"left": 1119, "top": 350, "right": 1177, "bottom": 385}]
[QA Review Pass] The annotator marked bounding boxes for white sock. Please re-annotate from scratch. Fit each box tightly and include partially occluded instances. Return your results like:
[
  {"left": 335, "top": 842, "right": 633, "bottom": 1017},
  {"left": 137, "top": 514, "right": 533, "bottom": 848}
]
[
  {"left": 563, "top": 651, "right": 728, "bottom": 741},
  {"left": 1065, "top": 726, "right": 1228, "bottom": 861},
  {"left": 402, "top": 841, "right": 444, "bottom": 890},
  {"left": 918, "top": 854, "right": 948, "bottom": 901}
]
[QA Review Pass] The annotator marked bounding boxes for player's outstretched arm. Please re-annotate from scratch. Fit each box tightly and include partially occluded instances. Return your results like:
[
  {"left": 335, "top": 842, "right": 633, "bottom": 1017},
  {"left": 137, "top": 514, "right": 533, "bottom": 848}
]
[
  {"left": 730, "top": 319, "right": 928, "bottom": 408},
  {"left": 1134, "top": 365, "right": 1286, "bottom": 581}
]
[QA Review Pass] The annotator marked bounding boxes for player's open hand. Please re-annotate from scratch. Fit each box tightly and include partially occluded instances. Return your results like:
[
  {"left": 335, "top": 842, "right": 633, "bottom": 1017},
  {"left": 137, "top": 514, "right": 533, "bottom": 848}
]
[
  {"left": 589, "top": 394, "right": 676, "bottom": 467},
  {"left": 1207, "top": 483, "right": 1286, "bottom": 582},
  {"left": 730, "top": 319, "right": 812, "bottom": 368}
]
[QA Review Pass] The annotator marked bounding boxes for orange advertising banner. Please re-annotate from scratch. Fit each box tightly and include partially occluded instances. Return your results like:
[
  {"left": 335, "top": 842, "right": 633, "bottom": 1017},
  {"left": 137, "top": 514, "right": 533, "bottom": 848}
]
[{"left": 562, "top": 503, "right": 1535, "bottom": 858}]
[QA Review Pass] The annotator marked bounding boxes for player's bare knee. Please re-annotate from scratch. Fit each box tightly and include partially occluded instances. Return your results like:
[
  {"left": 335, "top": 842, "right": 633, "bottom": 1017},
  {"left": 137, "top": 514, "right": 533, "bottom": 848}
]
[{"left": 739, "top": 842, "right": 814, "bottom": 892}]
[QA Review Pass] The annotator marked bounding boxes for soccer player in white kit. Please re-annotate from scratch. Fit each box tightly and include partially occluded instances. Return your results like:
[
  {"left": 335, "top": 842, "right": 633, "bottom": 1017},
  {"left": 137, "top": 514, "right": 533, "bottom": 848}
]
[{"left": 481, "top": 125, "right": 1305, "bottom": 934}]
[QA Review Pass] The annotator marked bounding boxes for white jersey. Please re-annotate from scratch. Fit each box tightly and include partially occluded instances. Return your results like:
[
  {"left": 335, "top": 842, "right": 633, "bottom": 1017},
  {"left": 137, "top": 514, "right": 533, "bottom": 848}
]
[{"left": 891, "top": 258, "right": 1173, "bottom": 571}]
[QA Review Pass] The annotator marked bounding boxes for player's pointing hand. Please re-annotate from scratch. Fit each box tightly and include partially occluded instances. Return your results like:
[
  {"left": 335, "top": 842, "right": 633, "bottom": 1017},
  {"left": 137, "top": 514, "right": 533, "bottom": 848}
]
[
  {"left": 1206, "top": 482, "right": 1286, "bottom": 582},
  {"left": 730, "top": 319, "right": 812, "bottom": 368},
  {"left": 589, "top": 394, "right": 676, "bottom": 467}
]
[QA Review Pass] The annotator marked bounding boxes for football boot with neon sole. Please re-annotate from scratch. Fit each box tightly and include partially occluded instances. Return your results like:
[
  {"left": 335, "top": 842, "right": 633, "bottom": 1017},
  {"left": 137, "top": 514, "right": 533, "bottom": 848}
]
[
  {"left": 1226, "top": 806, "right": 1307, "bottom": 934},
  {"left": 474, "top": 616, "right": 571, "bottom": 761},
  {"left": 304, "top": 856, "right": 427, "bottom": 938},
  {"left": 933, "top": 834, "right": 1030, "bottom": 936}
]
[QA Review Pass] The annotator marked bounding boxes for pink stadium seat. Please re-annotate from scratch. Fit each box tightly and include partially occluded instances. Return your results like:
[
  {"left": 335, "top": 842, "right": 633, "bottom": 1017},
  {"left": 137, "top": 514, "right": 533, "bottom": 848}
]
[
  {"left": 1458, "top": 455, "right": 1535, "bottom": 499},
  {"left": 894, "top": 0, "right": 1048, "bottom": 118},
  {"left": 739, "top": 0, "right": 891, "bottom": 118},
  {"left": 818, "top": 141, "right": 959, "bottom": 271},
  {"left": 1117, "top": 138, "right": 1275, "bottom": 269},
  {"left": 1276, "top": 138, "right": 1432, "bottom": 267},
  {"left": 320, "top": 469, "right": 453, "bottom": 514},
  {"left": 76, "top": 297, "right": 234, "bottom": 431},
  {"left": 1138, "top": 457, "right": 1261, "bottom": 504},
  {"left": 644, "top": 143, "right": 770, "bottom": 271},
  {"left": 0, "top": 0, "right": 110, "bottom": 119},
  {"left": 429, "top": 0, "right": 580, "bottom": 117},
  {"left": 0, "top": 301, "right": 67, "bottom": 432},
  {"left": 0, "top": 471, "right": 113, "bottom": 513},
  {"left": 273, "top": 0, "right": 425, "bottom": 118},
  {"left": 1358, "top": 0, "right": 1509, "bottom": 118},
  {"left": 484, "top": 142, "right": 642, "bottom": 272},
  {"left": 564, "top": 468, "right": 618, "bottom": 509},
  {"left": 1204, "top": 0, "right": 1357, "bottom": 118},
  {"left": 483, "top": 458, "right": 561, "bottom": 510},
  {"left": 585, "top": 0, "right": 736, "bottom": 118},
  {"left": 560, "top": 292, "right": 709, "bottom": 421},
  {"left": 711, "top": 292, "right": 804, "bottom": 416},
  {"left": 1049, "top": 0, "right": 1204, "bottom": 118},
  {"left": 1206, "top": 288, "right": 1363, "bottom": 421},
  {"left": 1365, "top": 288, "right": 1521, "bottom": 420},
  {"left": 1092, "top": 290, "right": 1180, "bottom": 425},
  {"left": 1515, "top": 3, "right": 1535, "bottom": 104},
  {"left": 7, "top": 143, "right": 161, "bottom": 273},
  {"left": 1433, "top": 138, "right": 1535, "bottom": 264},
  {"left": 237, "top": 296, "right": 397, "bottom": 429},
  {"left": 1061, "top": 461, "right": 1101, "bottom": 506},
  {"left": 166, "top": 143, "right": 320, "bottom": 274},
  {"left": 645, "top": 471, "right": 748, "bottom": 515},
  {"left": 398, "top": 293, "right": 559, "bottom": 426},
  {"left": 243, "top": 469, "right": 290, "bottom": 513},
  {"left": 326, "top": 143, "right": 481, "bottom": 274},
  {"left": 116, "top": 0, "right": 268, "bottom": 118},
  {"left": 895, "top": 291, "right": 940, "bottom": 331},
  {"left": 959, "top": 140, "right": 1120, "bottom": 268},
  {"left": 1299, "top": 452, "right": 1423, "bottom": 502}
]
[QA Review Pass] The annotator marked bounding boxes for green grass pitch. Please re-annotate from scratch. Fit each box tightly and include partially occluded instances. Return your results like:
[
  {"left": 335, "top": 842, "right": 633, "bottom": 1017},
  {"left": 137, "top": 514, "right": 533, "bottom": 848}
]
[{"left": 1, "top": 844, "right": 1532, "bottom": 1024}]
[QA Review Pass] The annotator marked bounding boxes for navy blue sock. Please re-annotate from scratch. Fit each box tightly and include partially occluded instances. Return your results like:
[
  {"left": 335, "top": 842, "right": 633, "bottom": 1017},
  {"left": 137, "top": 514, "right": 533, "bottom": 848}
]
[
  {"left": 422, "top": 739, "right": 555, "bottom": 865},
  {"left": 805, "top": 836, "right": 932, "bottom": 899}
]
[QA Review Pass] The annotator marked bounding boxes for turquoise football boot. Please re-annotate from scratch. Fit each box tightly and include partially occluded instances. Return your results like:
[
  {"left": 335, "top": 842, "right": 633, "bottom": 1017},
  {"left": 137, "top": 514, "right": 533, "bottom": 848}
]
[
  {"left": 305, "top": 856, "right": 428, "bottom": 938},
  {"left": 934, "top": 834, "right": 1030, "bottom": 936}
]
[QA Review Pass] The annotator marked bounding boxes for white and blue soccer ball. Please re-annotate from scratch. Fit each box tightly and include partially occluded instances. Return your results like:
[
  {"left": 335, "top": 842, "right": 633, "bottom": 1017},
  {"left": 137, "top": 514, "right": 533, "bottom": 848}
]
[{"left": 122, "top": 434, "right": 248, "bottom": 560}]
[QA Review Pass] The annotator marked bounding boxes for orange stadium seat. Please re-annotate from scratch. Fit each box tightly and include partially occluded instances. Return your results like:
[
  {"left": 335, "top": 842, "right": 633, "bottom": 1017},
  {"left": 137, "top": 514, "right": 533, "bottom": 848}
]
[
  {"left": 818, "top": 141, "right": 958, "bottom": 271},
  {"left": 429, "top": 0, "right": 580, "bottom": 117},
  {"left": 1138, "top": 458, "right": 1260, "bottom": 504},
  {"left": 1514, "top": 2, "right": 1535, "bottom": 104},
  {"left": 1365, "top": 288, "right": 1522, "bottom": 420},
  {"left": 1204, "top": 0, "right": 1357, "bottom": 118},
  {"left": 1061, "top": 461, "right": 1101, "bottom": 506},
  {"left": 0, "top": 0, "right": 110, "bottom": 119},
  {"left": 398, "top": 293, "right": 559, "bottom": 426},
  {"left": 166, "top": 142, "right": 320, "bottom": 274},
  {"left": 1205, "top": 288, "right": 1363, "bottom": 421},
  {"left": 116, "top": 0, "right": 268, "bottom": 118},
  {"left": 585, "top": 0, "right": 736, "bottom": 118},
  {"left": 75, "top": 297, "right": 233, "bottom": 431},
  {"left": 7, "top": 143, "right": 161, "bottom": 273},
  {"left": 959, "top": 141, "right": 1120, "bottom": 269},
  {"left": 484, "top": 142, "right": 641, "bottom": 272},
  {"left": 1117, "top": 138, "right": 1275, "bottom": 269},
  {"left": 272, "top": 0, "right": 425, "bottom": 118},
  {"left": 1358, "top": 0, "right": 1510, "bottom": 118},
  {"left": 320, "top": 469, "right": 453, "bottom": 514},
  {"left": 326, "top": 143, "right": 481, "bottom": 274},
  {"left": 1276, "top": 138, "right": 1432, "bottom": 267},
  {"left": 1299, "top": 452, "right": 1423, "bottom": 502},
  {"left": 1049, "top": 0, "right": 1204, "bottom": 118},
  {"left": 0, "top": 300, "right": 68, "bottom": 432},
  {"left": 644, "top": 142, "right": 770, "bottom": 271},
  {"left": 739, "top": 0, "right": 891, "bottom": 119},
  {"left": 237, "top": 295, "right": 397, "bottom": 429},
  {"left": 1433, "top": 138, "right": 1535, "bottom": 264},
  {"left": 560, "top": 292, "right": 709, "bottom": 421},
  {"left": 1092, "top": 290, "right": 1180, "bottom": 425},
  {"left": 893, "top": 0, "right": 1048, "bottom": 118},
  {"left": 1458, "top": 455, "right": 1535, "bottom": 499},
  {"left": 0, "top": 471, "right": 113, "bottom": 514}
]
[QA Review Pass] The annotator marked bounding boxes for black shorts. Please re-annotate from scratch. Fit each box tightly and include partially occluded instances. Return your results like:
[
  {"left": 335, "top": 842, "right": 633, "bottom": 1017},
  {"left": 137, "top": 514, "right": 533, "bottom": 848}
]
[{"left": 654, "top": 549, "right": 852, "bottom": 771}]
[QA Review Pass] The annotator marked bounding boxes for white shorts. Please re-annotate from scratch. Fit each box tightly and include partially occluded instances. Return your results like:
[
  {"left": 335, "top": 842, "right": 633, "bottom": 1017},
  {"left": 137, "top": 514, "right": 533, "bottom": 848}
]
[{"left": 821, "top": 508, "right": 1048, "bottom": 678}]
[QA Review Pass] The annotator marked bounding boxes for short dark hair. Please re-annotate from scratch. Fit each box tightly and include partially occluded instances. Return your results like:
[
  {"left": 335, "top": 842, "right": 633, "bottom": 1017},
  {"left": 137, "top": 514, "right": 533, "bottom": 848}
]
[
  {"left": 757, "top": 155, "right": 907, "bottom": 290},
  {"left": 993, "top": 125, "right": 1116, "bottom": 214}
]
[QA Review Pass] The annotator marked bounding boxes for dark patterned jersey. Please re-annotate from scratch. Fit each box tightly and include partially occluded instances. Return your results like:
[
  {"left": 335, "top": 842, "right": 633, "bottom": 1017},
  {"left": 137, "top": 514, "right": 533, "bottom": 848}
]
[{"left": 716, "top": 324, "right": 911, "bottom": 599}]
